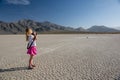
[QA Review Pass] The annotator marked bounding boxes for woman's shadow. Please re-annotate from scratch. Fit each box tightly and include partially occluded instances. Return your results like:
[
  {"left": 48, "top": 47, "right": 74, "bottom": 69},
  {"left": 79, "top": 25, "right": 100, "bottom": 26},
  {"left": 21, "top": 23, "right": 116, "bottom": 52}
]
[{"left": 0, "top": 66, "right": 29, "bottom": 73}]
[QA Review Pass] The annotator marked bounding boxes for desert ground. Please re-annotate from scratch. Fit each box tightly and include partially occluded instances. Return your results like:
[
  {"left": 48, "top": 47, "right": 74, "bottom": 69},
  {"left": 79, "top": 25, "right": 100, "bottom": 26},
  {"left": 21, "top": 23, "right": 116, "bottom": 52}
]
[{"left": 0, "top": 34, "right": 120, "bottom": 80}]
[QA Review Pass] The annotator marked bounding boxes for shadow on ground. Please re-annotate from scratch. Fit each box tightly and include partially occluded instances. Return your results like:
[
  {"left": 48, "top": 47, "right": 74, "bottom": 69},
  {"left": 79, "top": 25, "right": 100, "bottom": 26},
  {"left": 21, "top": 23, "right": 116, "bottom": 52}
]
[
  {"left": 114, "top": 74, "right": 120, "bottom": 80},
  {"left": 0, "top": 67, "right": 29, "bottom": 73}
]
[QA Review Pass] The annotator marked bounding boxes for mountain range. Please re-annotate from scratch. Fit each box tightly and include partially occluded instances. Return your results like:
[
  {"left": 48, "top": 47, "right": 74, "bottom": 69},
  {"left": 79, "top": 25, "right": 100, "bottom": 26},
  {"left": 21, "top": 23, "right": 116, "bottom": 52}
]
[{"left": 0, "top": 19, "right": 120, "bottom": 34}]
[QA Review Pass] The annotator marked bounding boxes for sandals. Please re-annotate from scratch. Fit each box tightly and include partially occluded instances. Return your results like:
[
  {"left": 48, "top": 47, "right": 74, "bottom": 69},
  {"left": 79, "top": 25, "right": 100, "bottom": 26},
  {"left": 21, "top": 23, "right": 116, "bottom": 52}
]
[
  {"left": 28, "top": 64, "right": 36, "bottom": 69},
  {"left": 28, "top": 66, "right": 33, "bottom": 69},
  {"left": 32, "top": 65, "right": 36, "bottom": 67}
]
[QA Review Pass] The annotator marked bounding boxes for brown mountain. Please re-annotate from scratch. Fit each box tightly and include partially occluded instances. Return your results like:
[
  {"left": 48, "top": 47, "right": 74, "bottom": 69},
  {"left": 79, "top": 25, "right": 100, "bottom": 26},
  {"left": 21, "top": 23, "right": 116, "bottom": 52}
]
[
  {"left": 0, "top": 19, "right": 75, "bottom": 34},
  {"left": 0, "top": 19, "right": 120, "bottom": 34},
  {"left": 87, "top": 25, "right": 120, "bottom": 32}
]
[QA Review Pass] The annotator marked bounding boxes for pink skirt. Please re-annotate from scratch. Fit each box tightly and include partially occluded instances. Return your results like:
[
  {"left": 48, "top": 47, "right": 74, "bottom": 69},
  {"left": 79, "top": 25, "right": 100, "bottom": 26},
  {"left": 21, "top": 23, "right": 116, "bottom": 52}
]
[{"left": 27, "top": 46, "right": 37, "bottom": 56}]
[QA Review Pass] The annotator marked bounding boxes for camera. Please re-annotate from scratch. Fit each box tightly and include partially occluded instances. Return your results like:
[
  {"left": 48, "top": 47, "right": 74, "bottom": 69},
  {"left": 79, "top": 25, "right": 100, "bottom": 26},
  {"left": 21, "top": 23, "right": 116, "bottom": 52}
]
[{"left": 32, "top": 32, "right": 37, "bottom": 35}]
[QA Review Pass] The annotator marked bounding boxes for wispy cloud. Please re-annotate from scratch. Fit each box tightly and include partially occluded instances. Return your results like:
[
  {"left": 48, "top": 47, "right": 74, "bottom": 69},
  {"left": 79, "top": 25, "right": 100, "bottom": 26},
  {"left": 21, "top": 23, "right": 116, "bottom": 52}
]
[{"left": 6, "top": 0, "right": 30, "bottom": 5}]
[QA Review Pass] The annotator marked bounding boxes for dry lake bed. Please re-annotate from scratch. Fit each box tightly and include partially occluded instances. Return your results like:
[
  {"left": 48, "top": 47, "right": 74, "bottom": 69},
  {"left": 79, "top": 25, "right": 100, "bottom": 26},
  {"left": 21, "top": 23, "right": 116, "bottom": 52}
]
[{"left": 0, "top": 34, "right": 120, "bottom": 80}]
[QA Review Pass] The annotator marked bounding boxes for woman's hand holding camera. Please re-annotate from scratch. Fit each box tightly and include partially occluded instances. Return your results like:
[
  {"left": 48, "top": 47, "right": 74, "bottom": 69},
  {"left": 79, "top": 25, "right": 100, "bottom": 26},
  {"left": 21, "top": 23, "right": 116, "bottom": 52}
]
[
  {"left": 32, "top": 32, "right": 37, "bottom": 40},
  {"left": 32, "top": 32, "right": 37, "bottom": 36}
]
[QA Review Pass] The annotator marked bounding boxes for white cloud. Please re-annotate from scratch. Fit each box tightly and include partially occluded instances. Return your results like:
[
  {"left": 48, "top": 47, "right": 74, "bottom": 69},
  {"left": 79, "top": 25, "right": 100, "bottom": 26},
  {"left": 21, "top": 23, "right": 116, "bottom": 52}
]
[{"left": 6, "top": 0, "right": 30, "bottom": 5}]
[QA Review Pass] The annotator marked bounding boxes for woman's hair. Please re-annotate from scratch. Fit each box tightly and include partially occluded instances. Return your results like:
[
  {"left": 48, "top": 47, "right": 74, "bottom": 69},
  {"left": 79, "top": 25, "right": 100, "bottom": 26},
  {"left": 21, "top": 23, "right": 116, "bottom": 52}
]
[{"left": 25, "top": 28, "right": 32, "bottom": 41}]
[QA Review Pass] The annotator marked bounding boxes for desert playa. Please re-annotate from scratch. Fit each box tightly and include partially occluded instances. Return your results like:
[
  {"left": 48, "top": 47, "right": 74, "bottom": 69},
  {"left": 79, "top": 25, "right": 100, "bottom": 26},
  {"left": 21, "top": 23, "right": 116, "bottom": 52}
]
[{"left": 0, "top": 34, "right": 120, "bottom": 80}]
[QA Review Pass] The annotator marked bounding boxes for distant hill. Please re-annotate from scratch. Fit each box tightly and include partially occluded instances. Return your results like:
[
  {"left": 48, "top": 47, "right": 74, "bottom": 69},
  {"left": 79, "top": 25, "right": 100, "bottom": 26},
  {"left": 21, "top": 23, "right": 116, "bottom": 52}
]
[
  {"left": 87, "top": 25, "right": 120, "bottom": 32},
  {"left": 0, "top": 19, "right": 120, "bottom": 34},
  {"left": 114, "top": 27, "right": 120, "bottom": 30},
  {"left": 0, "top": 19, "right": 75, "bottom": 34},
  {"left": 75, "top": 27, "right": 88, "bottom": 32}
]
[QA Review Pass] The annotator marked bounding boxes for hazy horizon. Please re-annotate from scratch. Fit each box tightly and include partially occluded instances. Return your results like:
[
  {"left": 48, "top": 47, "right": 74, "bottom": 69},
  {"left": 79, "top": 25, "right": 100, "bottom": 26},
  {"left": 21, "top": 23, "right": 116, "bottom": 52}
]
[{"left": 0, "top": 0, "right": 120, "bottom": 28}]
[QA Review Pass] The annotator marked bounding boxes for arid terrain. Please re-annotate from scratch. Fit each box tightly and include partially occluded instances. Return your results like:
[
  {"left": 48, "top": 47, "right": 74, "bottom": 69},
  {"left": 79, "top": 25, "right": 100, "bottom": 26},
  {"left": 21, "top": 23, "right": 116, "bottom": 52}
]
[{"left": 0, "top": 34, "right": 120, "bottom": 80}]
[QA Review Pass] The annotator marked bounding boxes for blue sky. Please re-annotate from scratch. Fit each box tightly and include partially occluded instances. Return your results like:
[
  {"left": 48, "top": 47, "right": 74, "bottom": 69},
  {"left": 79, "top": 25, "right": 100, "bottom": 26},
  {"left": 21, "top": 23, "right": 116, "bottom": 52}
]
[{"left": 0, "top": 0, "right": 120, "bottom": 28}]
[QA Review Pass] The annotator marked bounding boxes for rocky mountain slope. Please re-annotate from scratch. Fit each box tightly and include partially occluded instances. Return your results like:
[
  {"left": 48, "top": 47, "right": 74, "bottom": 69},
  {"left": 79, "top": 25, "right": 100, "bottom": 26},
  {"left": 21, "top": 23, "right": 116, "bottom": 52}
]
[
  {"left": 87, "top": 25, "right": 119, "bottom": 32},
  {"left": 0, "top": 19, "right": 120, "bottom": 34}
]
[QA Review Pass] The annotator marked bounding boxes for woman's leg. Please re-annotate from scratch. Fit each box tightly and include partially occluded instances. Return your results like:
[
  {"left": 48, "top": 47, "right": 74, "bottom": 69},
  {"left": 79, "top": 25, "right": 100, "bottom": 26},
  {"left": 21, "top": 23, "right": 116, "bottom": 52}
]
[{"left": 29, "top": 55, "right": 34, "bottom": 67}]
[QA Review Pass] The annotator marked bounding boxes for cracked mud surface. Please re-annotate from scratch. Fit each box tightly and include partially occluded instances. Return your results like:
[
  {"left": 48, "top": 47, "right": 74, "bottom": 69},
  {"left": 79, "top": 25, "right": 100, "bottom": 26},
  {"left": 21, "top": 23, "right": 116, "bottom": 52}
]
[{"left": 0, "top": 34, "right": 120, "bottom": 80}]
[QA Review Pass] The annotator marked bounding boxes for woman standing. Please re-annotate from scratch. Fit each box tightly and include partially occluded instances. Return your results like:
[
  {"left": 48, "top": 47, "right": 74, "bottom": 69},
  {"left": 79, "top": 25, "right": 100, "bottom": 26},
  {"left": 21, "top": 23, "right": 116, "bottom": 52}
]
[{"left": 25, "top": 28, "right": 37, "bottom": 69}]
